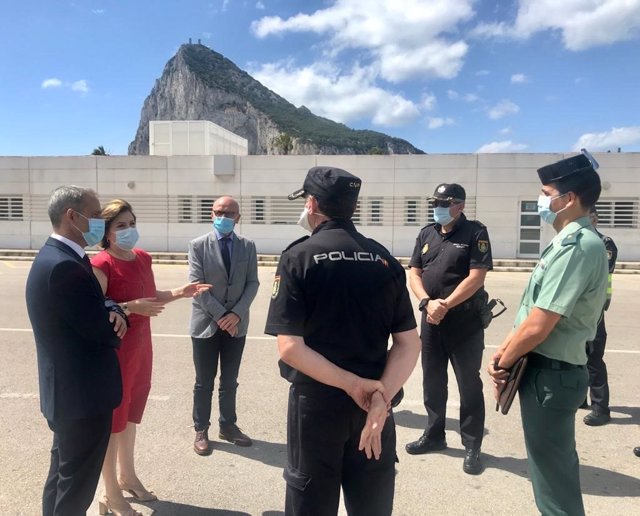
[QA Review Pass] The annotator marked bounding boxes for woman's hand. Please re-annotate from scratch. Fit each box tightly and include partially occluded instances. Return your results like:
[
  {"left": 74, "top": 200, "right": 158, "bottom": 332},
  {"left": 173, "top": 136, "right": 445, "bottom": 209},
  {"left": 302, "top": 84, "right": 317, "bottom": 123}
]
[
  {"left": 130, "top": 298, "right": 165, "bottom": 317},
  {"left": 180, "top": 282, "right": 213, "bottom": 298}
]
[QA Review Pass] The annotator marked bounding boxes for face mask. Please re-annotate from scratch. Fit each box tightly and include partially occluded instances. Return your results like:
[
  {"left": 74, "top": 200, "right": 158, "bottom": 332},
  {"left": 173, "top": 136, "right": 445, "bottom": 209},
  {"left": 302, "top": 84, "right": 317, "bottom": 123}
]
[
  {"left": 115, "top": 227, "right": 139, "bottom": 250},
  {"left": 213, "top": 216, "right": 235, "bottom": 235},
  {"left": 537, "top": 193, "right": 568, "bottom": 225},
  {"left": 433, "top": 206, "right": 454, "bottom": 226},
  {"left": 73, "top": 212, "right": 105, "bottom": 247},
  {"left": 297, "top": 207, "right": 313, "bottom": 233}
]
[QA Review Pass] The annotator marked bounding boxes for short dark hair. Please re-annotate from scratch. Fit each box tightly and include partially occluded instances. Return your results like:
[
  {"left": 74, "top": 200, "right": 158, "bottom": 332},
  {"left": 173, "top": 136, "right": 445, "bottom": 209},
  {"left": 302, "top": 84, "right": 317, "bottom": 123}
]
[
  {"left": 315, "top": 195, "right": 358, "bottom": 219},
  {"left": 553, "top": 169, "right": 601, "bottom": 210}
]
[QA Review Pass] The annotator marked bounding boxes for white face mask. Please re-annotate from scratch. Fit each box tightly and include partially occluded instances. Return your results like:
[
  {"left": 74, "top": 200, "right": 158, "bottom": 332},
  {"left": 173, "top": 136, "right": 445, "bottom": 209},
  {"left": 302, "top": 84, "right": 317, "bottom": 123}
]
[{"left": 297, "top": 207, "right": 313, "bottom": 233}]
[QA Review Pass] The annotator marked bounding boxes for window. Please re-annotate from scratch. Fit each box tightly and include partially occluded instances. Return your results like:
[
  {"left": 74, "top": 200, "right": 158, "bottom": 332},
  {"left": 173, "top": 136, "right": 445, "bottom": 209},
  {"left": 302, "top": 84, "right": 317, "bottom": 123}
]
[
  {"left": 198, "top": 198, "right": 215, "bottom": 223},
  {"left": 252, "top": 197, "right": 266, "bottom": 223},
  {"left": 518, "top": 199, "right": 541, "bottom": 257},
  {"left": 405, "top": 198, "right": 419, "bottom": 225},
  {"left": 595, "top": 199, "right": 638, "bottom": 228},
  {"left": 369, "top": 198, "right": 383, "bottom": 225},
  {"left": 0, "top": 197, "right": 24, "bottom": 221},
  {"left": 352, "top": 201, "right": 361, "bottom": 225},
  {"left": 178, "top": 197, "right": 192, "bottom": 223}
]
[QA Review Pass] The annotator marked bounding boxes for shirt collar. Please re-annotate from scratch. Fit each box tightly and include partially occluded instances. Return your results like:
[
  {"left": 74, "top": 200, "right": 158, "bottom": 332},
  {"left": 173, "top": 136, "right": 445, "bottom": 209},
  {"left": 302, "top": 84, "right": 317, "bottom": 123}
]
[
  {"left": 50, "top": 233, "right": 86, "bottom": 258},
  {"left": 555, "top": 216, "right": 592, "bottom": 241},
  {"left": 312, "top": 218, "right": 357, "bottom": 235},
  {"left": 436, "top": 212, "right": 466, "bottom": 235},
  {"left": 214, "top": 228, "right": 234, "bottom": 240}
]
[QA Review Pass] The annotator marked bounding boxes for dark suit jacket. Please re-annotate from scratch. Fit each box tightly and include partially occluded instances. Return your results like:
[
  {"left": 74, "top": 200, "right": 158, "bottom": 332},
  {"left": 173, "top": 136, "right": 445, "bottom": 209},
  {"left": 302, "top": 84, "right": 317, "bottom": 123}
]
[{"left": 26, "top": 237, "right": 122, "bottom": 421}]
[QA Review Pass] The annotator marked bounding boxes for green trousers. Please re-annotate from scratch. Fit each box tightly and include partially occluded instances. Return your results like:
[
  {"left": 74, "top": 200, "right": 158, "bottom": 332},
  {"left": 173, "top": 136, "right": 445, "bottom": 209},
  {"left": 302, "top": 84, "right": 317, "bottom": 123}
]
[{"left": 519, "top": 364, "right": 588, "bottom": 516}]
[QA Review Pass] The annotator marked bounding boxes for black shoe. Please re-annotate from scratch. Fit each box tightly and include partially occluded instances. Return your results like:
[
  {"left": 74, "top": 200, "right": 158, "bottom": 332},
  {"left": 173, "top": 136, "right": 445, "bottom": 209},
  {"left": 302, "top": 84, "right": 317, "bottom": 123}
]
[
  {"left": 583, "top": 411, "right": 611, "bottom": 426},
  {"left": 219, "top": 424, "right": 253, "bottom": 447},
  {"left": 463, "top": 448, "right": 483, "bottom": 475},
  {"left": 405, "top": 435, "right": 447, "bottom": 455},
  {"left": 634, "top": 447, "right": 640, "bottom": 457},
  {"left": 579, "top": 399, "right": 590, "bottom": 409}
]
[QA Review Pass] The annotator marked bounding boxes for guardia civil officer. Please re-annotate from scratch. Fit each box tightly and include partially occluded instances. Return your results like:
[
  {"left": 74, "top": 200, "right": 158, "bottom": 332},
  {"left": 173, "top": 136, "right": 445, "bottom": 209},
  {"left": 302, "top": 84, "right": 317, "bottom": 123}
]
[
  {"left": 582, "top": 205, "right": 617, "bottom": 426},
  {"left": 265, "top": 166, "right": 421, "bottom": 516},
  {"left": 405, "top": 183, "right": 492, "bottom": 475},
  {"left": 488, "top": 150, "right": 608, "bottom": 516}
]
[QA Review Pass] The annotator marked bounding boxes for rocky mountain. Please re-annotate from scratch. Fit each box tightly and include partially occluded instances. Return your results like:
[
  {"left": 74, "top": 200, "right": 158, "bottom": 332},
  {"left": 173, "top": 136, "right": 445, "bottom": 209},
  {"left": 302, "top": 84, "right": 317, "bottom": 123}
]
[{"left": 128, "top": 44, "right": 424, "bottom": 156}]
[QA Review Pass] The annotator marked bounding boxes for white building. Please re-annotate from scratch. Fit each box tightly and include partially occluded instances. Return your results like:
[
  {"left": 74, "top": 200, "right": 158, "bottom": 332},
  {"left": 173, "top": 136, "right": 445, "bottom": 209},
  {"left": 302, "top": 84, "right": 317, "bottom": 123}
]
[{"left": 1, "top": 122, "right": 638, "bottom": 259}]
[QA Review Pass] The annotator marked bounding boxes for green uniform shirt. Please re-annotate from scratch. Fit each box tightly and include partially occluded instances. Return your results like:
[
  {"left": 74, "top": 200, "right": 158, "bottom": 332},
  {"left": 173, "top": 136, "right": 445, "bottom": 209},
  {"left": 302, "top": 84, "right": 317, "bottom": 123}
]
[{"left": 514, "top": 216, "right": 608, "bottom": 365}]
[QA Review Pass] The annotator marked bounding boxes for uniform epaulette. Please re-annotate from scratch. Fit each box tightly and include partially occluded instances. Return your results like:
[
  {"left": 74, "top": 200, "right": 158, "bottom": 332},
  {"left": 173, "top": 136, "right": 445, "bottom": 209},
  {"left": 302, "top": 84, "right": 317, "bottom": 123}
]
[
  {"left": 561, "top": 231, "right": 582, "bottom": 246},
  {"left": 470, "top": 219, "right": 487, "bottom": 229},
  {"left": 367, "top": 237, "right": 392, "bottom": 255},
  {"left": 420, "top": 222, "right": 437, "bottom": 231},
  {"left": 282, "top": 235, "right": 310, "bottom": 252}
]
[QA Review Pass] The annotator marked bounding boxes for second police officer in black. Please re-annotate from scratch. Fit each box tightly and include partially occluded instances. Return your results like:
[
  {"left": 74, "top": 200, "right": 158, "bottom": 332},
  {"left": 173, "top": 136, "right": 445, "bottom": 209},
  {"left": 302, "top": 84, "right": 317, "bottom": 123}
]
[
  {"left": 265, "top": 166, "right": 421, "bottom": 516},
  {"left": 405, "top": 183, "right": 493, "bottom": 475}
]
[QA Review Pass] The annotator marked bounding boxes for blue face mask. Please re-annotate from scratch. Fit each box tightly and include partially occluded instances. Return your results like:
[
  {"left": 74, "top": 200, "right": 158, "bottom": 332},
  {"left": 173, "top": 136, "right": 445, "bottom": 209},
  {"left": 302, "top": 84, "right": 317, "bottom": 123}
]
[
  {"left": 115, "top": 227, "right": 139, "bottom": 250},
  {"left": 537, "top": 193, "right": 567, "bottom": 225},
  {"left": 433, "top": 206, "right": 454, "bottom": 226},
  {"left": 73, "top": 212, "right": 105, "bottom": 247},
  {"left": 213, "top": 216, "right": 235, "bottom": 235}
]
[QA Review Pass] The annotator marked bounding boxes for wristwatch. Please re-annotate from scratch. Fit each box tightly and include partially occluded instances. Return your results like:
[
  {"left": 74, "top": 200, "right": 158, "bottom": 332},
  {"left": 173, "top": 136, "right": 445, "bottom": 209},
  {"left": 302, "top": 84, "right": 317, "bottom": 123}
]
[
  {"left": 122, "top": 302, "right": 131, "bottom": 316},
  {"left": 418, "top": 297, "right": 430, "bottom": 312}
]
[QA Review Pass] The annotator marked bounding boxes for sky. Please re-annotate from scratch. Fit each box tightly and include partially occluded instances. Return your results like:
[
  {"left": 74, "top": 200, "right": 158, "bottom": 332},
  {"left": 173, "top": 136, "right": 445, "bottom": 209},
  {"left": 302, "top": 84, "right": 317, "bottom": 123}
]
[{"left": 1, "top": 0, "right": 639, "bottom": 156}]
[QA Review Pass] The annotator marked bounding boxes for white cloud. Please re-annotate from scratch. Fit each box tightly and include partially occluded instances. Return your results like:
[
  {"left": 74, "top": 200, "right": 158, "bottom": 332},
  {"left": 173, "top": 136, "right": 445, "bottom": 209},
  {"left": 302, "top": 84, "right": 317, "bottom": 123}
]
[
  {"left": 256, "top": 1, "right": 265, "bottom": 9},
  {"left": 250, "top": 61, "right": 420, "bottom": 126},
  {"left": 511, "top": 73, "right": 528, "bottom": 84},
  {"left": 427, "top": 117, "right": 455, "bottom": 129},
  {"left": 202, "top": 31, "right": 212, "bottom": 39},
  {"left": 421, "top": 92, "right": 437, "bottom": 111},
  {"left": 572, "top": 126, "right": 640, "bottom": 151},
  {"left": 222, "top": 0, "right": 230, "bottom": 12},
  {"left": 477, "top": 140, "right": 528, "bottom": 153},
  {"left": 472, "top": 0, "right": 640, "bottom": 51},
  {"left": 499, "top": 126, "right": 511, "bottom": 135},
  {"left": 91, "top": 9, "right": 105, "bottom": 15},
  {"left": 475, "top": 69, "right": 490, "bottom": 76},
  {"left": 447, "top": 89, "right": 479, "bottom": 102},
  {"left": 251, "top": 0, "right": 475, "bottom": 82},
  {"left": 41, "top": 77, "right": 89, "bottom": 94},
  {"left": 488, "top": 99, "right": 519, "bottom": 119},
  {"left": 41, "top": 78, "right": 62, "bottom": 89},
  {"left": 71, "top": 80, "right": 89, "bottom": 93}
]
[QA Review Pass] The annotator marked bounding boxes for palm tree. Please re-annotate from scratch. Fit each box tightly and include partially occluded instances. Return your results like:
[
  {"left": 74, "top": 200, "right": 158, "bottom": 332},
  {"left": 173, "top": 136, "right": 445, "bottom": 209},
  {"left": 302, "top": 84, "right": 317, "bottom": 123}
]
[{"left": 91, "top": 145, "right": 108, "bottom": 156}]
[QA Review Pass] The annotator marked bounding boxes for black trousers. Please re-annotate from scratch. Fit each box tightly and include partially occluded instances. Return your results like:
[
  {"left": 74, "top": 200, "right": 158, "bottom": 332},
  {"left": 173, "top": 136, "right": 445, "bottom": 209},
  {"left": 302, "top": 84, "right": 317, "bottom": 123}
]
[
  {"left": 43, "top": 412, "right": 112, "bottom": 516},
  {"left": 192, "top": 329, "right": 246, "bottom": 431},
  {"left": 421, "top": 317, "right": 485, "bottom": 449},
  {"left": 285, "top": 383, "right": 396, "bottom": 516},
  {"left": 586, "top": 316, "right": 609, "bottom": 414}
]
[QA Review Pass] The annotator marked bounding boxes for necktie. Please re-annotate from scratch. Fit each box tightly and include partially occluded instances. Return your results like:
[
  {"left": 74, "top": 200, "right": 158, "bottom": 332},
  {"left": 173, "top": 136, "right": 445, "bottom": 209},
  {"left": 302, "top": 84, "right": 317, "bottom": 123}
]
[{"left": 220, "top": 238, "right": 231, "bottom": 275}]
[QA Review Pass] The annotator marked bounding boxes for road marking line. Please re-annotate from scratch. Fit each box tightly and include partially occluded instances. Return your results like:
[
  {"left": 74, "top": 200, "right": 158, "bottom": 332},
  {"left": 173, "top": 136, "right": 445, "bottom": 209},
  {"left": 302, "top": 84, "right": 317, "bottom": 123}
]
[{"left": 3, "top": 329, "right": 639, "bottom": 354}]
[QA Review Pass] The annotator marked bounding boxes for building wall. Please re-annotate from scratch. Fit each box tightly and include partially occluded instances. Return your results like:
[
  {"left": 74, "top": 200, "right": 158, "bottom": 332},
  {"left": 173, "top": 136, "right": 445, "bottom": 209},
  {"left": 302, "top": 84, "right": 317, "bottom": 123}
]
[{"left": 1, "top": 153, "right": 638, "bottom": 259}]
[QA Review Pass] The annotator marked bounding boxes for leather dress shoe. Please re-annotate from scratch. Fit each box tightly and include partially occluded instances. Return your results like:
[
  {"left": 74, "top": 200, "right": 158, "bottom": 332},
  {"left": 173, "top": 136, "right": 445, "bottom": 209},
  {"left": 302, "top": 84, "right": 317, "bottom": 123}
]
[
  {"left": 219, "top": 424, "right": 253, "bottom": 447},
  {"left": 463, "top": 447, "right": 483, "bottom": 475},
  {"left": 578, "top": 399, "right": 590, "bottom": 409},
  {"left": 194, "top": 429, "right": 211, "bottom": 455},
  {"left": 583, "top": 411, "right": 611, "bottom": 426},
  {"left": 634, "top": 447, "right": 640, "bottom": 457},
  {"left": 405, "top": 435, "right": 447, "bottom": 455}
]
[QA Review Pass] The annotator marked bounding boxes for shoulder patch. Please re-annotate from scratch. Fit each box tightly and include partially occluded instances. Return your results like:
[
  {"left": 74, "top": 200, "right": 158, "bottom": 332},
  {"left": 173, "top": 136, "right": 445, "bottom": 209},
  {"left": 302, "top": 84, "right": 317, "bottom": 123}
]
[
  {"left": 271, "top": 275, "right": 280, "bottom": 299},
  {"left": 422, "top": 243, "right": 429, "bottom": 254},
  {"left": 477, "top": 240, "right": 489, "bottom": 253}
]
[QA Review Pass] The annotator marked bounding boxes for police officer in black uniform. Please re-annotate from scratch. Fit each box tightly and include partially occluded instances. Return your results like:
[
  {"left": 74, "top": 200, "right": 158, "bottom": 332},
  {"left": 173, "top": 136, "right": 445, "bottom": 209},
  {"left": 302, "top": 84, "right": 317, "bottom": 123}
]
[
  {"left": 583, "top": 205, "right": 618, "bottom": 426},
  {"left": 405, "top": 183, "right": 493, "bottom": 475},
  {"left": 265, "top": 166, "right": 421, "bottom": 516}
]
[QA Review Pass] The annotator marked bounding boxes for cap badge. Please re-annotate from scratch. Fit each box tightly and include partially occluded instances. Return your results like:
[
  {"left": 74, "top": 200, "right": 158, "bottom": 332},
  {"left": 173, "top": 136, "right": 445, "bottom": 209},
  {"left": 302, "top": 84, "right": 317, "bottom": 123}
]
[{"left": 437, "top": 185, "right": 446, "bottom": 193}]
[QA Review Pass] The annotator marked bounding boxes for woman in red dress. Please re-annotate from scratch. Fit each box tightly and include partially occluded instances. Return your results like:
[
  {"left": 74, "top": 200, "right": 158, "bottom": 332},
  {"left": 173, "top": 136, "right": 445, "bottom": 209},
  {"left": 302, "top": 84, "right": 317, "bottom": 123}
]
[{"left": 91, "top": 199, "right": 210, "bottom": 516}]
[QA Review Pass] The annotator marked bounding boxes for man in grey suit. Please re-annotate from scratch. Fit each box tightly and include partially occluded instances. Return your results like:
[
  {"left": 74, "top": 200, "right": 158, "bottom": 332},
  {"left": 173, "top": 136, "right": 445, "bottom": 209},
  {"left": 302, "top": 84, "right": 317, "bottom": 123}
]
[{"left": 188, "top": 196, "right": 260, "bottom": 455}]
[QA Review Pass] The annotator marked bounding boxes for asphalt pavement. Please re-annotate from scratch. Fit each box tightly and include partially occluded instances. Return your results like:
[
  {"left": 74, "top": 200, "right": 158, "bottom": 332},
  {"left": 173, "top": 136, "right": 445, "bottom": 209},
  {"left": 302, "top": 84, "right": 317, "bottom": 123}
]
[{"left": 0, "top": 262, "right": 638, "bottom": 515}]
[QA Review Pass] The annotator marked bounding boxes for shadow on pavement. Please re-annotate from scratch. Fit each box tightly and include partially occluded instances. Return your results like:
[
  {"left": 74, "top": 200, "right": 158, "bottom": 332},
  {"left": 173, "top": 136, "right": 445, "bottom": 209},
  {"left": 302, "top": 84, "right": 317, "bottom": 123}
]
[
  {"left": 484, "top": 454, "right": 640, "bottom": 497},
  {"left": 138, "top": 500, "right": 251, "bottom": 515},
  {"left": 608, "top": 405, "right": 640, "bottom": 426},
  {"left": 211, "top": 438, "right": 286, "bottom": 468},
  {"left": 394, "top": 409, "right": 491, "bottom": 438}
]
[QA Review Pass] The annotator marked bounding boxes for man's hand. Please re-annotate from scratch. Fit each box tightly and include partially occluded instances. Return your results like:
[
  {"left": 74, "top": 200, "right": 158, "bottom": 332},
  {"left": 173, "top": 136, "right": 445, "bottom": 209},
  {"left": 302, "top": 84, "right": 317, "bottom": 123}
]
[
  {"left": 358, "top": 391, "right": 388, "bottom": 460},
  {"left": 218, "top": 312, "right": 240, "bottom": 335},
  {"left": 131, "top": 298, "right": 165, "bottom": 317},
  {"left": 487, "top": 350, "right": 510, "bottom": 401},
  {"left": 426, "top": 298, "right": 448, "bottom": 324},
  {"left": 109, "top": 312, "right": 128, "bottom": 338},
  {"left": 346, "top": 376, "right": 384, "bottom": 411}
]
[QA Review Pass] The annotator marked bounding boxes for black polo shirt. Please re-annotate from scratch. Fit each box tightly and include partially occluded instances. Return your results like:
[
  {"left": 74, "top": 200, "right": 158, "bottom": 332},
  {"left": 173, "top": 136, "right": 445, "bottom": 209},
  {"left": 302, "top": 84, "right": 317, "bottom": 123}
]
[
  {"left": 409, "top": 213, "right": 493, "bottom": 300},
  {"left": 265, "top": 218, "right": 416, "bottom": 384}
]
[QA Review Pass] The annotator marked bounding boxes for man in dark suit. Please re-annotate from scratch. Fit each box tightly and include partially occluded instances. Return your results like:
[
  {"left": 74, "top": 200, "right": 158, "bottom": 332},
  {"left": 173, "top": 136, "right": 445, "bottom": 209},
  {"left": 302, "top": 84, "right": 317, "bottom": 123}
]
[
  {"left": 26, "top": 185, "right": 127, "bottom": 516},
  {"left": 188, "top": 195, "right": 259, "bottom": 455}
]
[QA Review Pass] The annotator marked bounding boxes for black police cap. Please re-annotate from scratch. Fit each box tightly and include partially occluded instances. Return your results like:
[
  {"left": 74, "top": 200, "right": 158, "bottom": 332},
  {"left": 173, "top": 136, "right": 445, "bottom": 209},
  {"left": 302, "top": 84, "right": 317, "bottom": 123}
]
[
  {"left": 428, "top": 183, "right": 466, "bottom": 202},
  {"left": 288, "top": 166, "right": 362, "bottom": 203},
  {"left": 537, "top": 152, "right": 597, "bottom": 185}
]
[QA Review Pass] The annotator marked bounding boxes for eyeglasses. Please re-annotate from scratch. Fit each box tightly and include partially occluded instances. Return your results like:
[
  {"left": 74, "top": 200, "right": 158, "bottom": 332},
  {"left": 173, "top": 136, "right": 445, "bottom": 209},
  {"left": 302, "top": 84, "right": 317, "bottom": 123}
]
[
  {"left": 432, "top": 200, "right": 461, "bottom": 208},
  {"left": 213, "top": 210, "right": 237, "bottom": 218}
]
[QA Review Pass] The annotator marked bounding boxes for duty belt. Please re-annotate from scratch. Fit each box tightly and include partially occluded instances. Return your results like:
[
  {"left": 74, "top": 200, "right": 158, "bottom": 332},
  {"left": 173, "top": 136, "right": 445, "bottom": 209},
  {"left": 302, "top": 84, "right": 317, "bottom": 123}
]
[{"left": 528, "top": 353, "right": 584, "bottom": 370}]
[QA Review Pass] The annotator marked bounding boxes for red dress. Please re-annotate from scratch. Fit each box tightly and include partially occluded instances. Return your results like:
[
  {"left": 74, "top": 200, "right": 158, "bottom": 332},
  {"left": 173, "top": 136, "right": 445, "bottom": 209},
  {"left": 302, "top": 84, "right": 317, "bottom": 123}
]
[{"left": 91, "top": 248, "right": 156, "bottom": 433}]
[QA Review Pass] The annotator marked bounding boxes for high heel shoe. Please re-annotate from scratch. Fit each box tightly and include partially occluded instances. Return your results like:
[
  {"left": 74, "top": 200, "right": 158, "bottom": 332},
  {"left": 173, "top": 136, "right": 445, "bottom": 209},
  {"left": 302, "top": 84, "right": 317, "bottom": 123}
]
[
  {"left": 98, "top": 494, "right": 143, "bottom": 516},
  {"left": 119, "top": 482, "right": 158, "bottom": 502}
]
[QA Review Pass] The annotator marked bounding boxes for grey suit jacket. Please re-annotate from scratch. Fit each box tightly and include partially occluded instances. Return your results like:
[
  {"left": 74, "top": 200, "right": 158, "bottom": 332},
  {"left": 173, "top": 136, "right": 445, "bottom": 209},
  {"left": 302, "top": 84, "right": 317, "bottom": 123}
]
[{"left": 188, "top": 230, "right": 259, "bottom": 338}]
